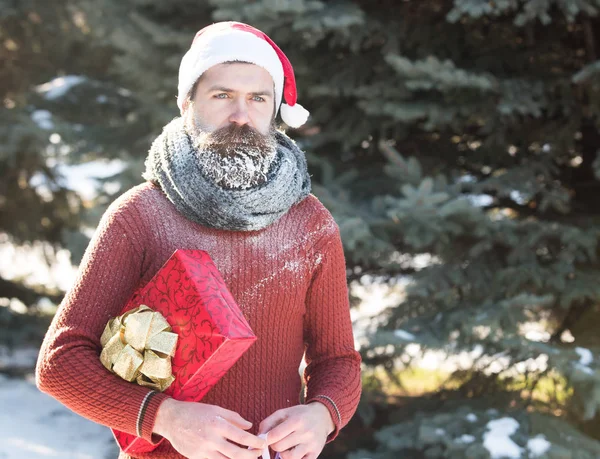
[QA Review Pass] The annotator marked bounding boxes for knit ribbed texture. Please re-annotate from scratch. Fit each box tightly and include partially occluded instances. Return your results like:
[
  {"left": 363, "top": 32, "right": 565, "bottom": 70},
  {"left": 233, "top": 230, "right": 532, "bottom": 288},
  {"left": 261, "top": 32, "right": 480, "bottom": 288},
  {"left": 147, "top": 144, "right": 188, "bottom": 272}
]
[{"left": 35, "top": 181, "right": 361, "bottom": 459}]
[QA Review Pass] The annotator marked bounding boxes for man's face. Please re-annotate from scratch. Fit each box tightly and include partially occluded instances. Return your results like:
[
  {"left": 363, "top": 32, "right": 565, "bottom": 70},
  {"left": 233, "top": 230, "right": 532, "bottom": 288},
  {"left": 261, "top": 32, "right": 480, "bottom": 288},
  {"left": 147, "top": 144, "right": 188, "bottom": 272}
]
[
  {"left": 182, "top": 62, "right": 279, "bottom": 190},
  {"left": 186, "top": 62, "right": 275, "bottom": 135}
]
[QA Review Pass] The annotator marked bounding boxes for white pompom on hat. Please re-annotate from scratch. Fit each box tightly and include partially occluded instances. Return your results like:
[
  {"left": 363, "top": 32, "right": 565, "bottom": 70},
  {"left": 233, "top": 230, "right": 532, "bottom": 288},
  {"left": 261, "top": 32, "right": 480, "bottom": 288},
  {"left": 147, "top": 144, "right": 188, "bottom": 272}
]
[{"left": 177, "top": 21, "right": 310, "bottom": 128}]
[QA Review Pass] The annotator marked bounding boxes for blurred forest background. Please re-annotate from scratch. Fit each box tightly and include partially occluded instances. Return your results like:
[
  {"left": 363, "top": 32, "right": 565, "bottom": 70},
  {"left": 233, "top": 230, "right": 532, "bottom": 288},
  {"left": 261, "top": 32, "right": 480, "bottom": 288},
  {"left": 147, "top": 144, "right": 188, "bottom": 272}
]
[{"left": 3, "top": 0, "right": 600, "bottom": 457}]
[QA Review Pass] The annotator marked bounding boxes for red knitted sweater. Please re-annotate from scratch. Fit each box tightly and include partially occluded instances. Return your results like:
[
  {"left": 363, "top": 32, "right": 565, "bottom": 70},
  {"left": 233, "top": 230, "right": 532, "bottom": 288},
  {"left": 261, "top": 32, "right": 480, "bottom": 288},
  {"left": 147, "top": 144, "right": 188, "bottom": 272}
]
[{"left": 35, "top": 182, "right": 362, "bottom": 459}]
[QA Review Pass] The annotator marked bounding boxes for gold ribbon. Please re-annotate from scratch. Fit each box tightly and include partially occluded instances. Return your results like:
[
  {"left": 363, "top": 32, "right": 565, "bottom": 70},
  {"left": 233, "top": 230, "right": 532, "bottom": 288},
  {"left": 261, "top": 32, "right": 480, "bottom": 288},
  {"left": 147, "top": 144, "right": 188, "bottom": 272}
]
[{"left": 100, "top": 305, "right": 178, "bottom": 392}]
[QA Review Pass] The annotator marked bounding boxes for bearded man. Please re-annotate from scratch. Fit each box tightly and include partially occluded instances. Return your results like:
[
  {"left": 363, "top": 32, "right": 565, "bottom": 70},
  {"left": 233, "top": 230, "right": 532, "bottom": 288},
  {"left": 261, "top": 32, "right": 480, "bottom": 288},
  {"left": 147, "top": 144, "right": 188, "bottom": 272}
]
[{"left": 36, "top": 21, "right": 361, "bottom": 459}]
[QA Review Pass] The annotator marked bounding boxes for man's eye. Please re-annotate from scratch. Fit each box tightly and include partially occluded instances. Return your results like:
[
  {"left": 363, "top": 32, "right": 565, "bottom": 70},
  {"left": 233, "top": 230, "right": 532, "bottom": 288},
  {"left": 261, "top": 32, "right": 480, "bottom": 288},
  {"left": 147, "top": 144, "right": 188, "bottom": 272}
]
[
  {"left": 215, "top": 93, "right": 229, "bottom": 99},
  {"left": 252, "top": 96, "right": 265, "bottom": 102}
]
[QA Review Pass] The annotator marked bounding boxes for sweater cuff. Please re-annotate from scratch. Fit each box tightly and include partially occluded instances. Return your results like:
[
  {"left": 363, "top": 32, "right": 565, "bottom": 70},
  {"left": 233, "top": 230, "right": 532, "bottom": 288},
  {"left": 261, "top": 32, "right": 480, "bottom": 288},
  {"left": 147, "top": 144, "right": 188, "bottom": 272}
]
[
  {"left": 306, "top": 395, "right": 342, "bottom": 442},
  {"left": 138, "top": 391, "right": 171, "bottom": 444}
]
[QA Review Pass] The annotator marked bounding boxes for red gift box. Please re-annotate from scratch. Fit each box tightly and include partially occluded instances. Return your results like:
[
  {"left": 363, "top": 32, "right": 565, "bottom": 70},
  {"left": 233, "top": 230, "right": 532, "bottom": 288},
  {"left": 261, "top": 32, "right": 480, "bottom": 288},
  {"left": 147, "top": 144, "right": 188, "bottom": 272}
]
[{"left": 111, "top": 249, "right": 256, "bottom": 454}]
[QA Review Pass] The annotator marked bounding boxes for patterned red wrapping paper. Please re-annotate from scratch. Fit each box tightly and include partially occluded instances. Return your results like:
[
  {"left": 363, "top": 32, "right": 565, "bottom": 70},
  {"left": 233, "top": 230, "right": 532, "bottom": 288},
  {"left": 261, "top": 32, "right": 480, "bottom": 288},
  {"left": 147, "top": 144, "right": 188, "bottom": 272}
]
[{"left": 111, "top": 249, "right": 257, "bottom": 454}]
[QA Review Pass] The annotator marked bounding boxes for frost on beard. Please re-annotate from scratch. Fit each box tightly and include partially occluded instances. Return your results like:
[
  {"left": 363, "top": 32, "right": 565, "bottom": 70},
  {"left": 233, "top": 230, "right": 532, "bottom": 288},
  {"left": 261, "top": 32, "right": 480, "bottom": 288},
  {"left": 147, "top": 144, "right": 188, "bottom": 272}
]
[{"left": 197, "top": 144, "right": 277, "bottom": 190}]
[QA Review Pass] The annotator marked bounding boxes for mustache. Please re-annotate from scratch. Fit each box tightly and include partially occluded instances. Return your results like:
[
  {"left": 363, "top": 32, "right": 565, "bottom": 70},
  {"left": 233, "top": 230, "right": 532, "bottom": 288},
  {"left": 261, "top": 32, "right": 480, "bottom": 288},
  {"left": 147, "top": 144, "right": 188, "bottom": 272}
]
[
  {"left": 210, "top": 123, "right": 264, "bottom": 143},
  {"left": 193, "top": 123, "right": 277, "bottom": 158}
]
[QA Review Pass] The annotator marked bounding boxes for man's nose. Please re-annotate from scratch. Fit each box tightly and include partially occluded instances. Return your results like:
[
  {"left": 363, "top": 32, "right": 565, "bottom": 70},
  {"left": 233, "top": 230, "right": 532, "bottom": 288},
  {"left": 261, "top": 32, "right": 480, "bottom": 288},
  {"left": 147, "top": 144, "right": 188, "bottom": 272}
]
[{"left": 228, "top": 99, "right": 250, "bottom": 126}]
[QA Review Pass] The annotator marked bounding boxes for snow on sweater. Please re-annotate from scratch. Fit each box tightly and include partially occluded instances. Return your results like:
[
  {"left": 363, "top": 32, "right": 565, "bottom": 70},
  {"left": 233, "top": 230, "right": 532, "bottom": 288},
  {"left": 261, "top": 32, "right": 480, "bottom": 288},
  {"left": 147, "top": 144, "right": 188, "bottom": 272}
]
[{"left": 35, "top": 181, "right": 362, "bottom": 459}]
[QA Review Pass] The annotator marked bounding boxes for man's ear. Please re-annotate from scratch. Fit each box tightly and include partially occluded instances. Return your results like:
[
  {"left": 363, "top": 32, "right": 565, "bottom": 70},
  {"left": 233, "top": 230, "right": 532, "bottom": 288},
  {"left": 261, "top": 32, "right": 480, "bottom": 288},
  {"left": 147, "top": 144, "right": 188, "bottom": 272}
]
[{"left": 181, "top": 98, "right": 190, "bottom": 114}]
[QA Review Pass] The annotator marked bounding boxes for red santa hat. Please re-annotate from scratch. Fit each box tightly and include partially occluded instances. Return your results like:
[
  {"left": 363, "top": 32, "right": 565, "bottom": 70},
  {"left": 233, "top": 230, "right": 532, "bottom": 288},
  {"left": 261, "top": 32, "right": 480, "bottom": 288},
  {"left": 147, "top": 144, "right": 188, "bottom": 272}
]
[{"left": 177, "top": 21, "right": 310, "bottom": 128}]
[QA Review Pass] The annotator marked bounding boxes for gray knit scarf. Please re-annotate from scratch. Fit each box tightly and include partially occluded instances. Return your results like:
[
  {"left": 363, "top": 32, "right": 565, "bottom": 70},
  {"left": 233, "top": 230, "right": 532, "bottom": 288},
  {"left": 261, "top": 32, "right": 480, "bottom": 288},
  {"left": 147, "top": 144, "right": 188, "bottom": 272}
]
[{"left": 142, "top": 117, "right": 311, "bottom": 231}]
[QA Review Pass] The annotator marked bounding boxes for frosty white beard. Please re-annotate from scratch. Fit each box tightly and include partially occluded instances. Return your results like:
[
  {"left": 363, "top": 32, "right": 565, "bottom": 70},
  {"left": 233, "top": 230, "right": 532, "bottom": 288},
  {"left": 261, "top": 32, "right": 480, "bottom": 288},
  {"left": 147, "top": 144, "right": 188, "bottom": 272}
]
[
  {"left": 188, "top": 121, "right": 278, "bottom": 190},
  {"left": 194, "top": 140, "right": 277, "bottom": 190}
]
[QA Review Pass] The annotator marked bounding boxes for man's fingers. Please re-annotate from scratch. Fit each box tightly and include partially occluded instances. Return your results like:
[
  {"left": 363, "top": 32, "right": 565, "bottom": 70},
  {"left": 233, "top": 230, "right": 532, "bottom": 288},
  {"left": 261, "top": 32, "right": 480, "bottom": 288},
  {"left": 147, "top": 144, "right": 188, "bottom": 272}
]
[
  {"left": 215, "top": 438, "right": 263, "bottom": 459},
  {"left": 218, "top": 422, "right": 266, "bottom": 450},
  {"left": 271, "top": 431, "right": 305, "bottom": 453},
  {"left": 280, "top": 442, "right": 310, "bottom": 459},
  {"left": 258, "top": 409, "right": 288, "bottom": 436},
  {"left": 265, "top": 419, "right": 300, "bottom": 447},
  {"left": 202, "top": 452, "right": 229, "bottom": 459},
  {"left": 216, "top": 407, "right": 252, "bottom": 430},
  {"left": 282, "top": 448, "right": 316, "bottom": 459}
]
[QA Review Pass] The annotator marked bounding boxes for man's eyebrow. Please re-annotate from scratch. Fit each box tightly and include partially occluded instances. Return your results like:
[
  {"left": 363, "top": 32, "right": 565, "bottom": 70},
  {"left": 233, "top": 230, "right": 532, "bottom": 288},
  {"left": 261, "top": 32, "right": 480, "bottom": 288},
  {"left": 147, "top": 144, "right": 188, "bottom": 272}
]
[
  {"left": 249, "top": 90, "right": 273, "bottom": 97},
  {"left": 206, "top": 85, "right": 234, "bottom": 93},
  {"left": 206, "top": 85, "right": 273, "bottom": 97}
]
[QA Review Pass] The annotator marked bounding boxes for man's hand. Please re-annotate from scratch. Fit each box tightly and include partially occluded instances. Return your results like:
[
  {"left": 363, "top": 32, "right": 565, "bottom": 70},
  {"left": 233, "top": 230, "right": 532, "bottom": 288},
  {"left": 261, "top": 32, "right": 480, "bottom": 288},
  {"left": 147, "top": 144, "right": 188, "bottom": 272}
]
[
  {"left": 258, "top": 403, "right": 335, "bottom": 459},
  {"left": 154, "top": 399, "right": 266, "bottom": 459}
]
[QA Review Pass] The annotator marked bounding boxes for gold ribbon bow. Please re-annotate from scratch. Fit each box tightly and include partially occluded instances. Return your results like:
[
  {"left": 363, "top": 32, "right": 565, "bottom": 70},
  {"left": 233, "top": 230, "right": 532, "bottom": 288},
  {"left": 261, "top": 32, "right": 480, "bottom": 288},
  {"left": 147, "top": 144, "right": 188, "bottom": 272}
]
[{"left": 100, "top": 305, "right": 178, "bottom": 392}]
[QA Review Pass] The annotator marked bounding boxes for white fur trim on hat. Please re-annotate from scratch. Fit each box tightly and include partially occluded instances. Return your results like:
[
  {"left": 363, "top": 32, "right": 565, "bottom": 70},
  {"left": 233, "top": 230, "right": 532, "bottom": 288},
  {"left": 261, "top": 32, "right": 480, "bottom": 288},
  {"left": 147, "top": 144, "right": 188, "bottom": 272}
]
[{"left": 280, "top": 102, "right": 310, "bottom": 128}]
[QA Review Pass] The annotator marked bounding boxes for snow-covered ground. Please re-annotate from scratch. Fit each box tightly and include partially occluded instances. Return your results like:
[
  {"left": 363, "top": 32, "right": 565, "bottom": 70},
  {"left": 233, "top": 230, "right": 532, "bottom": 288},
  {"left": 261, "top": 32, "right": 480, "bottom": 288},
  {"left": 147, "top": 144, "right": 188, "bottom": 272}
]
[{"left": 0, "top": 372, "right": 117, "bottom": 459}]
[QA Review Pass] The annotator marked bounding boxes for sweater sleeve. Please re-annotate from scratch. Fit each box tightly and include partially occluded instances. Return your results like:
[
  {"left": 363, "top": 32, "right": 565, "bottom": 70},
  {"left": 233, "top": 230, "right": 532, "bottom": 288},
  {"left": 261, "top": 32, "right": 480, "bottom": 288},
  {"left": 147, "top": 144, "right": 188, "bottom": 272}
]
[
  {"left": 35, "top": 196, "right": 170, "bottom": 443},
  {"left": 303, "top": 219, "right": 362, "bottom": 442}
]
